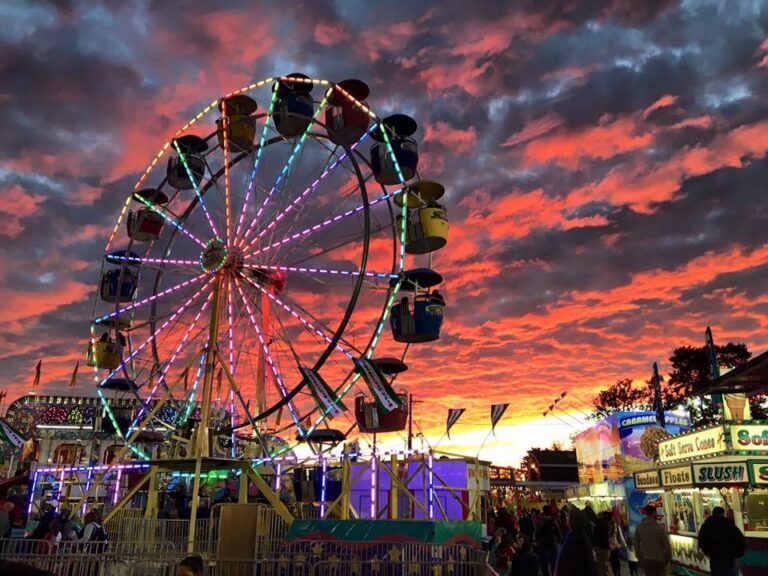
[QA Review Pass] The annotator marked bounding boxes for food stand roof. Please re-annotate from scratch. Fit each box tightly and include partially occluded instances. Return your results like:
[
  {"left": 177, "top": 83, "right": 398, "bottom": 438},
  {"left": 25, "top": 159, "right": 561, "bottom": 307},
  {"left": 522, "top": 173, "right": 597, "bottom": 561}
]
[{"left": 697, "top": 349, "right": 768, "bottom": 395}]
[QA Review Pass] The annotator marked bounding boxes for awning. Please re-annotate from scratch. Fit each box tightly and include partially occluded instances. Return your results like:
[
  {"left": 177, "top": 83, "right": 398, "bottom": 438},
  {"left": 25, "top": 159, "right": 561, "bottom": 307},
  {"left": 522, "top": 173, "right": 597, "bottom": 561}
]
[{"left": 697, "top": 350, "right": 768, "bottom": 395}]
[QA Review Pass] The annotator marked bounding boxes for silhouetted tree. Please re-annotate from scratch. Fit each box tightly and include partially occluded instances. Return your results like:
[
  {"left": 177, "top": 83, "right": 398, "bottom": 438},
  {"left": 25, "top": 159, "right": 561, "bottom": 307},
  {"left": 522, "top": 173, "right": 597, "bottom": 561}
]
[
  {"left": 590, "top": 378, "right": 649, "bottom": 419},
  {"left": 667, "top": 343, "right": 767, "bottom": 426}
]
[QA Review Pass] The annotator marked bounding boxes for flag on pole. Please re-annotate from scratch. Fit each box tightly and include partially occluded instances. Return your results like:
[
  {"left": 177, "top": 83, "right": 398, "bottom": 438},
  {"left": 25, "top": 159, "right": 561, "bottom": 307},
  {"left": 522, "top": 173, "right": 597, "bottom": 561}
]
[
  {"left": 216, "top": 368, "right": 223, "bottom": 394},
  {"left": 182, "top": 367, "right": 190, "bottom": 391},
  {"left": 491, "top": 403, "right": 509, "bottom": 435},
  {"left": 651, "top": 362, "right": 665, "bottom": 429},
  {"left": 705, "top": 326, "right": 724, "bottom": 409},
  {"left": 446, "top": 408, "right": 466, "bottom": 439},
  {"left": 301, "top": 367, "right": 346, "bottom": 419},
  {"left": 68, "top": 361, "right": 79, "bottom": 388},
  {"left": 32, "top": 360, "right": 41, "bottom": 390},
  {"left": 354, "top": 358, "right": 402, "bottom": 413}
]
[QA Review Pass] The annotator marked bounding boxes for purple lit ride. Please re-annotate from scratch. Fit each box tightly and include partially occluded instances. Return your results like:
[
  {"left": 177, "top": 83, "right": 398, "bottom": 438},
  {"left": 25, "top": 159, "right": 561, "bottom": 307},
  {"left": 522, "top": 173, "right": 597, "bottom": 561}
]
[{"left": 87, "top": 74, "right": 451, "bottom": 465}]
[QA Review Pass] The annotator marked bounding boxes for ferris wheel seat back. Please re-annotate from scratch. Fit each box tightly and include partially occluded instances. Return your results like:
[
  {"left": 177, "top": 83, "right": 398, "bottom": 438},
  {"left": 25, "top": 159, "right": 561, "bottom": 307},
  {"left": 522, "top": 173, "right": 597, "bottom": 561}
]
[
  {"left": 390, "top": 291, "right": 445, "bottom": 343},
  {"left": 86, "top": 339, "right": 122, "bottom": 370},
  {"left": 371, "top": 114, "right": 419, "bottom": 185},
  {"left": 326, "top": 79, "right": 371, "bottom": 146},
  {"left": 355, "top": 395, "right": 408, "bottom": 433},
  {"left": 99, "top": 269, "right": 138, "bottom": 303},
  {"left": 127, "top": 209, "right": 164, "bottom": 242},
  {"left": 274, "top": 92, "right": 314, "bottom": 138},
  {"left": 400, "top": 203, "right": 449, "bottom": 255},
  {"left": 217, "top": 94, "right": 258, "bottom": 152},
  {"left": 166, "top": 135, "right": 208, "bottom": 190},
  {"left": 99, "top": 377, "right": 137, "bottom": 392}
]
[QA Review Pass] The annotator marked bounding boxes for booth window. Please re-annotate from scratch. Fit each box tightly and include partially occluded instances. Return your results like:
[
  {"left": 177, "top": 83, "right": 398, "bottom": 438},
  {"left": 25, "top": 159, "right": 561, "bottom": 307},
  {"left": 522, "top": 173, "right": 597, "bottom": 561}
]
[
  {"left": 699, "top": 488, "right": 736, "bottom": 528},
  {"left": 668, "top": 490, "right": 697, "bottom": 535},
  {"left": 744, "top": 489, "right": 768, "bottom": 532}
]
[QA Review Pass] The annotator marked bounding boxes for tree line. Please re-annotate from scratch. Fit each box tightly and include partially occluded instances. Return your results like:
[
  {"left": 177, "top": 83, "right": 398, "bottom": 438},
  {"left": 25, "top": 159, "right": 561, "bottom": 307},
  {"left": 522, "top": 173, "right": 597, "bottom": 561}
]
[{"left": 590, "top": 342, "right": 767, "bottom": 426}]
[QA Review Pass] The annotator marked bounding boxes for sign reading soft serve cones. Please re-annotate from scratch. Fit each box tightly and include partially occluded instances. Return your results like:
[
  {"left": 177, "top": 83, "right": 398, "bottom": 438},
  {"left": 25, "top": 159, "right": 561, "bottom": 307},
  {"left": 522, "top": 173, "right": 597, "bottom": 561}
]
[
  {"left": 659, "top": 425, "right": 726, "bottom": 463},
  {"left": 728, "top": 423, "right": 768, "bottom": 452}
]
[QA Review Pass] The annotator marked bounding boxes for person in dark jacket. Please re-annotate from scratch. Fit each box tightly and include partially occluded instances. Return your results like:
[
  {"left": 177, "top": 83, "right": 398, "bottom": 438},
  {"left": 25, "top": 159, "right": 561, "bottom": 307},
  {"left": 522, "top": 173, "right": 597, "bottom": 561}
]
[
  {"left": 519, "top": 510, "right": 535, "bottom": 539},
  {"left": 555, "top": 508, "right": 598, "bottom": 576},
  {"left": 510, "top": 534, "right": 540, "bottom": 576},
  {"left": 536, "top": 506, "right": 562, "bottom": 576},
  {"left": 697, "top": 506, "right": 745, "bottom": 576},
  {"left": 593, "top": 512, "right": 614, "bottom": 576}
]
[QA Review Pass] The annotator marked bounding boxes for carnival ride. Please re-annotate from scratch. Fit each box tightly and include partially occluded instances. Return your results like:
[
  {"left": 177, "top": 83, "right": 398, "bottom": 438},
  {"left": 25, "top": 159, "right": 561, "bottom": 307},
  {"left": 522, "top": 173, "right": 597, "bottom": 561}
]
[{"left": 77, "top": 74, "right": 451, "bottom": 544}]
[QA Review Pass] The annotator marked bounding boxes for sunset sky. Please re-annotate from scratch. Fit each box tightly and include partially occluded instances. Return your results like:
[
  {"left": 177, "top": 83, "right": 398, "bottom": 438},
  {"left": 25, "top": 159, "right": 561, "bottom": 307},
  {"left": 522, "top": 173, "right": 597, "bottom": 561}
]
[{"left": 2, "top": 1, "right": 768, "bottom": 466}]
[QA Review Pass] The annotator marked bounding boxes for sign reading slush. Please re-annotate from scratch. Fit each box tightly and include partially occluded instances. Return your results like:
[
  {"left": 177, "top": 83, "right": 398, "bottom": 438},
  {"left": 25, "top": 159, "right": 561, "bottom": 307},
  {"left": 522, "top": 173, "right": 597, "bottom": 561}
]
[{"left": 692, "top": 462, "right": 748, "bottom": 484}]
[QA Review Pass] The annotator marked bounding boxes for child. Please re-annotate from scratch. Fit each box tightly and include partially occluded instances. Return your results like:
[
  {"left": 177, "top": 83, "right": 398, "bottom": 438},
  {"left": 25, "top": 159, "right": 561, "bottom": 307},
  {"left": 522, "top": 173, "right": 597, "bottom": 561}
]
[
  {"left": 624, "top": 538, "right": 639, "bottom": 576},
  {"left": 176, "top": 555, "right": 204, "bottom": 576}
]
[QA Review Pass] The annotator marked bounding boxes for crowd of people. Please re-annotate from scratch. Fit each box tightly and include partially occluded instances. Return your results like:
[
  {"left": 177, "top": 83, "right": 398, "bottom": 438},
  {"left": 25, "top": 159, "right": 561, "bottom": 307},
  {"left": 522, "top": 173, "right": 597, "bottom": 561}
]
[
  {"left": 22, "top": 500, "right": 107, "bottom": 554},
  {"left": 487, "top": 502, "right": 746, "bottom": 576}
]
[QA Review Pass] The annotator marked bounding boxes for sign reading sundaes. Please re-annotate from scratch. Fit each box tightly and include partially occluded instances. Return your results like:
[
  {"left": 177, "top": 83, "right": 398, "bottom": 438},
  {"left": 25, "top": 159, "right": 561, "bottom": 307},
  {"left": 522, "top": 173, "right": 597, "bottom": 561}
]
[
  {"left": 659, "top": 426, "right": 726, "bottom": 463},
  {"left": 635, "top": 470, "right": 661, "bottom": 489}
]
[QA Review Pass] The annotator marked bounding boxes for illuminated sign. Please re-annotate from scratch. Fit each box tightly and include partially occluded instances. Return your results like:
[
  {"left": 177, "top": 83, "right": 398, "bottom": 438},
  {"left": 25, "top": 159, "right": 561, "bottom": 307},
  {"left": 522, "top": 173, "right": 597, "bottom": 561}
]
[
  {"left": 692, "top": 462, "right": 748, "bottom": 485},
  {"left": 634, "top": 470, "right": 661, "bottom": 489},
  {"left": 729, "top": 425, "right": 768, "bottom": 452},
  {"left": 619, "top": 413, "right": 691, "bottom": 429},
  {"left": 659, "top": 426, "right": 726, "bottom": 463},
  {"left": 661, "top": 465, "right": 693, "bottom": 487},
  {"left": 750, "top": 462, "right": 768, "bottom": 485},
  {"left": 490, "top": 466, "right": 515, "bottom": 482},
  {"left": 670, "top": 534, "right": 710, "bottom": 572}
]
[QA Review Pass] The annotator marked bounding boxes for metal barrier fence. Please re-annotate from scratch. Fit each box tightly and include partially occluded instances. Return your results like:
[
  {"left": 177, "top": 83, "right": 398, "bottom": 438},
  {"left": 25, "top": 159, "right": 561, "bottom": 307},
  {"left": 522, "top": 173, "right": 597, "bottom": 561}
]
[{"left": 279, "top": 540, "right": 477, "bottom": 564}]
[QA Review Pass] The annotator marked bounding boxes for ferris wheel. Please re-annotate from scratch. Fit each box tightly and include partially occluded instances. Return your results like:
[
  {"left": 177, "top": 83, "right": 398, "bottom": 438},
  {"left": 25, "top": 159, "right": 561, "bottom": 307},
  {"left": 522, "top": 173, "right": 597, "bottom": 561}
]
[{"left": 86, "top": 74, "right": 450, "bottom": 461}]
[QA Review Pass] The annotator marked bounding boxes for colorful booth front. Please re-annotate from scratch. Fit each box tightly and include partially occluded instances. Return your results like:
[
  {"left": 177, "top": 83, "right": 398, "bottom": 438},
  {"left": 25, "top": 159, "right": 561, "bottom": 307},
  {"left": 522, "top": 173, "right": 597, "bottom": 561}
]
[{"left": 634, "top": 422, "right": 768, "bottom": 576}]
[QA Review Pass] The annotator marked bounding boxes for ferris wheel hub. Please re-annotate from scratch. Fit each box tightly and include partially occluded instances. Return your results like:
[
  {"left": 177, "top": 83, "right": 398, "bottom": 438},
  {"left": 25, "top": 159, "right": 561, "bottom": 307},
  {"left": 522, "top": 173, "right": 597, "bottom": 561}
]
[{"left": 199, "top": 238, "right": 229, "bottom": 273}]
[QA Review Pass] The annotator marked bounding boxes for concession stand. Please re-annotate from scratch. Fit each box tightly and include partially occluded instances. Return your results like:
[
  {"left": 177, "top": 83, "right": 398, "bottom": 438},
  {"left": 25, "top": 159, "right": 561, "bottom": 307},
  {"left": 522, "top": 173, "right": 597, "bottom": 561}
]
[{"left": 633, "top": 350, "right": 768, "bottom": 576}]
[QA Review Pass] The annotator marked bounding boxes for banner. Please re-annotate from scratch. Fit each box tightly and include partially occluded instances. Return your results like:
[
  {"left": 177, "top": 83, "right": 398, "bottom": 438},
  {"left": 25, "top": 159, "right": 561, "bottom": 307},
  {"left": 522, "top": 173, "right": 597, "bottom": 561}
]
[
  {"left": 32, "top": 360, "right": 41, "bottom": 390},
  {"left": 0, "top": 418, "right": 25, "bottom": 447},
  {"left": 447, "top": 408, "right": 466, "bottom": 439},
  {"left": 301, "top": 366, "right": 346, "bottom": 419},
  {"left": 354, "top": 358, "right": 402, "bottom": 413},
  {"left": 68, "top": 361, "right": 79, "bottom": 389},
  {"left": 491, "top": 403, "right": 509, "bottom": 435}
]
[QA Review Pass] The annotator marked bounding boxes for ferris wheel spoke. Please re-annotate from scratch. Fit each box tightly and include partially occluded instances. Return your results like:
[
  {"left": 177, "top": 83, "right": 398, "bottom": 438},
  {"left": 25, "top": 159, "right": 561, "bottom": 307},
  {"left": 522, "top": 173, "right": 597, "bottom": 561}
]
[
  {"left": 240, "top": 135, "right": 367, "bottom": 256},
  {"left": 95, "top": 274, "right": 207, "bottom": 323},
  {"left": 238, "top": 89, "right": 332, "bottom": 250},
  {"left": 233, "top": 89, "right": 279, "bottom": 243},
  {"left": 240, "top": 275, "right": 359, "bottom": 364},
  {"left": 106, "top": 255, "right": 201, "bottom": 268},
  {"left": 234, "top": 278, "right": 306, "bottom": 433},
  {"left": 130, "top": 288, "right": 215, "bottom": 432},
  {"left": 244, "top": 187, "right": 403, "bottom": 261},
  {"left": 245, "top": 264, "right": 397, "bottom": 281},
  {"left": 221, "top": 100, "right": 234, "bottom": 246},
  {"left": 173, "top": 141, "right": 222, "bottom": 240},
  {"left": 135, "top": 190, "right": 208, "bottom": 249}
]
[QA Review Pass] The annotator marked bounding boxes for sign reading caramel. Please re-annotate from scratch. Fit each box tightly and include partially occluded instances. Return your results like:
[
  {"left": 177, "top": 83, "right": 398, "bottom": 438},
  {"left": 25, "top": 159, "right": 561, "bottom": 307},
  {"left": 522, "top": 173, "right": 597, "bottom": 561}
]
[
  {"left": 659, "top": 426, "right": 726, "bottom": 463},
  {"left": 661, "top": 465, "right": 693, "bottom": 487}
]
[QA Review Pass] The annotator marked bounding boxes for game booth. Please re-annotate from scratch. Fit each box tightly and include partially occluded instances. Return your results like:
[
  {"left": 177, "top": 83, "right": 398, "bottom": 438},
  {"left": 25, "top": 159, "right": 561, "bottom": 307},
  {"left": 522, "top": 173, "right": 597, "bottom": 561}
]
[{"left": 568, "top": 411, "right": 691, "bottom": 534}]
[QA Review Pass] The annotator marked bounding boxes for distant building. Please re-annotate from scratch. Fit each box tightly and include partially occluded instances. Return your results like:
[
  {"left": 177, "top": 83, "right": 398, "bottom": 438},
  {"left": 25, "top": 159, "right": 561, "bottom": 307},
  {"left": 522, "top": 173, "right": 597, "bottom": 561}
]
[{"left": 523, "top": 449, "right": 578, "bottom": 483}]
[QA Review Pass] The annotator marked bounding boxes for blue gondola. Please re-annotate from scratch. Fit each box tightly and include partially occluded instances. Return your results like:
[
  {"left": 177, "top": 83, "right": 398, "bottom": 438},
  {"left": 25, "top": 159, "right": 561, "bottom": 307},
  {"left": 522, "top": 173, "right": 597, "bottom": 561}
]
[
  {"left": 274, "top": 73, "right": 314, "bottom": 138},
  {"left": 370, "top": 114, "right": 418, "bottom": 185},
  {"left": 100, "top": 269, "right": 138, "bottom": 303}
]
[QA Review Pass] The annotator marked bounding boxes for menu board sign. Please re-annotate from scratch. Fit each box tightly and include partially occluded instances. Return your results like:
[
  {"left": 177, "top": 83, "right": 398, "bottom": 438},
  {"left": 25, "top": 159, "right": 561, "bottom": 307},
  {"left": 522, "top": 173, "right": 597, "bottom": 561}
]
[
  {"left": 750, "top": 461, "right": 768, "bottom": 485},
  {"left": 729, "top": 425, "right": 768, "bottom": 452},
  {"left": 692, "top": 461, "right": 748, "bottom": 485},
  {"left": 659, "top": 426, "right": 726, "bottom": 463},
  {"left": 661, "top": 465, "right": 693, "bottom": 487},
  {"left": 635, "top": 470, "right": 661, "bottom": 489}
]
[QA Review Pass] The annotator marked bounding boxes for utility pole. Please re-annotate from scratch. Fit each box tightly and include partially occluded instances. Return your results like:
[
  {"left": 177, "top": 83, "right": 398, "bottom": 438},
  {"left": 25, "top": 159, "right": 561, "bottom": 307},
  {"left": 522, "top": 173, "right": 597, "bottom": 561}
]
[{"left": 407, "top": 394, "right": 423, "bottom": 451}]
